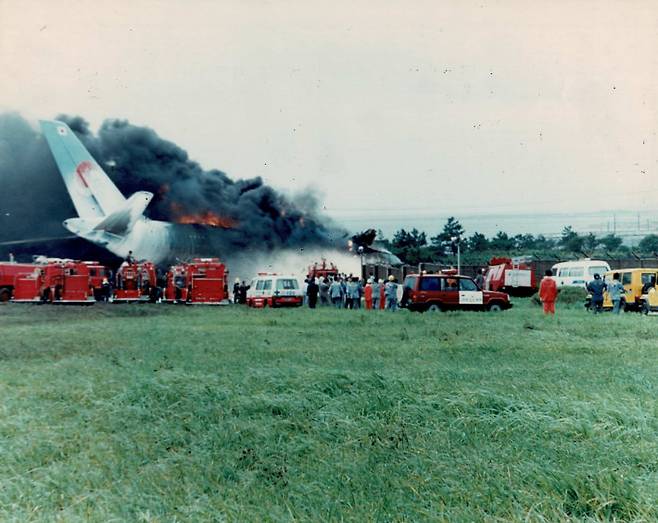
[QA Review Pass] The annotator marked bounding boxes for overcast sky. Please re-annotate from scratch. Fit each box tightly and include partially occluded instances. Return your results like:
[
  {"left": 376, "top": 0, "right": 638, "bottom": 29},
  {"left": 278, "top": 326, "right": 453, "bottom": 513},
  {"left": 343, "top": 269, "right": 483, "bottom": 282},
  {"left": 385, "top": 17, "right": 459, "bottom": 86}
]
[{"left": 1, "top": 0, "right": 657, "bottom": 226}]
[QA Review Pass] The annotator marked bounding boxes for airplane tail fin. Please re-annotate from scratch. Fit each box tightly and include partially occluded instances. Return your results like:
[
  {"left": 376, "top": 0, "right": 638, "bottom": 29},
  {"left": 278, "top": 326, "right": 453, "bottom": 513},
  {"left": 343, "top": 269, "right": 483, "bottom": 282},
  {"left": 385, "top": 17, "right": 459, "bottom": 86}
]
[{"left": 40, "top": 120, "right": 126, "bottom": 218}]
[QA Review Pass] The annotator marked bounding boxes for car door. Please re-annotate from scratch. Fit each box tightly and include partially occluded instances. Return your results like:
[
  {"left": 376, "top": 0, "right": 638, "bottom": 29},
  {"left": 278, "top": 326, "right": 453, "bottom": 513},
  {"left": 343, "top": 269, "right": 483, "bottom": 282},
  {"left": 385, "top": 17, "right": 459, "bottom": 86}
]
[
  {"left": 458, "top": 278, "right": 484, "bottom": 310},
  {"left": 621, "top": 272, "right": 632, "bottom": 301},
  {"left": 440, "top": 277, "right": 460, "bottom": 309},
  {"left": 415, "top": 276, "right": 440, "bottom": 307}
]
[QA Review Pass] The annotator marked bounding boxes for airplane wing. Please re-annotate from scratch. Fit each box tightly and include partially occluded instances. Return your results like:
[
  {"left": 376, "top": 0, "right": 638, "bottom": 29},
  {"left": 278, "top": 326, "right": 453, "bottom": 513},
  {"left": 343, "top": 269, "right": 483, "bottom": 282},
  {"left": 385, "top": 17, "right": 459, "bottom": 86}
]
[{"left": 40, "top": 120, "right": 126, "bottom": 218}]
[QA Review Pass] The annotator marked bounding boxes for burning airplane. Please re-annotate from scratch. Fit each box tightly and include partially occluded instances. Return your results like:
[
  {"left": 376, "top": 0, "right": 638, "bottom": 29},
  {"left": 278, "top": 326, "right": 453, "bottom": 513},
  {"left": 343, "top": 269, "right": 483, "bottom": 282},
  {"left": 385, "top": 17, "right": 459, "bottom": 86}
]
[
  {"left": 1, "top": 115, "right": 400, "bottom": 267},
  {"left": 40, "top": 120, "right": 213, "bottom": 264},
  {"left": 38, "top": 119, "right": 341, "bottom": 265}
]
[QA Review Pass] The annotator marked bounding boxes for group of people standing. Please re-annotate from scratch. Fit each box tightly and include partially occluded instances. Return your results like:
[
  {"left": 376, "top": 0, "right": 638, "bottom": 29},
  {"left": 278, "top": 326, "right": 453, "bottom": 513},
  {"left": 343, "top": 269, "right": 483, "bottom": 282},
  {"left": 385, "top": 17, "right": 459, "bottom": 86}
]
[
  {"left": 585, "top": 272, "right": 626, "bottom": 314},
  {"left": 304, "top": 274, "right": 400, "bottom": 311},
  {"left": 538, "top": 269, "right": 626, "bottom": 315},
  {"left": 232, "top": 279, "right": 250, "bottom": 304}
]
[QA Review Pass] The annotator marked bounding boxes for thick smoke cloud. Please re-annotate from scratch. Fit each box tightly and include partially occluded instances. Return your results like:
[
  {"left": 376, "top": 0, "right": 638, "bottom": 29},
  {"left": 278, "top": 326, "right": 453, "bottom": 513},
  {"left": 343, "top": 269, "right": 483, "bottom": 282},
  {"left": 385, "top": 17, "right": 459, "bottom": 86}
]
[{"left": 0, "top": 112, "right": 345, "bottom": 263}]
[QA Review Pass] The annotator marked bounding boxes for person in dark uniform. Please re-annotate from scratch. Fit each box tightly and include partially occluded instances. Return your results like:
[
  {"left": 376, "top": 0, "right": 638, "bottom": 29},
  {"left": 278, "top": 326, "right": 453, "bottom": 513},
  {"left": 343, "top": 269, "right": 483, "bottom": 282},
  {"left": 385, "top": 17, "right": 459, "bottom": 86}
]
[
  {"left": 101, "top": 277, "right": 111, "bottom": 302},
  {"left": 125, "top": 250, "right": 135, "bottom": 264},
  {"left": 587, "top": 273, "right": 606, "bottom": 314},
  {"left": 307, "top": 278, "right": 319, "bottom": 308},
  {"left": 233, "top": 278, "right": 240, "bottom": 304},
  {"left": 238, "top": 281, "right": 250, "bottom": 304}
]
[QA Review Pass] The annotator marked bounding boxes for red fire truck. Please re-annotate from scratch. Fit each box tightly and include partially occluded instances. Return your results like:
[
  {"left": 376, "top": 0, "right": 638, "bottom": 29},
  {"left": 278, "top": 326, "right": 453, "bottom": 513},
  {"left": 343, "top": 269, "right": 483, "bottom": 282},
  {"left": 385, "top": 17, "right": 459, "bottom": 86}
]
[
  {"left": 113, "top": 261, "right": 158, "bottom": 302},
  {"left": 12, "top": 259, "right": 96, "bottom": 304},
  {"left": 81, "top": 261, "right": 112, "bottom": 300},
  {"left": 163, "top": 258, "right": 229, "bottom": 304},
  {"left": 484, "top": 256, "right": 537, "bottom": 297},
  {"left": 307, "top": 259, "right": 339, "bottom": 280},
  {"left": 0, "top": 261, "right": 37, "bottom": 301}
]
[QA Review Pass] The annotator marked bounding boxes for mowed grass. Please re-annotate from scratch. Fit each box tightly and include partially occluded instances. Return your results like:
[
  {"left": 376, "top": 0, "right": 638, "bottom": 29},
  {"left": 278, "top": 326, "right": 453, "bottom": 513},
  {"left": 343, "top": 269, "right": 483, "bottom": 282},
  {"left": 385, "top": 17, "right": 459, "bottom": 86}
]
[{"left": 1, "top": 301, "right": 657, "bottom": 522}]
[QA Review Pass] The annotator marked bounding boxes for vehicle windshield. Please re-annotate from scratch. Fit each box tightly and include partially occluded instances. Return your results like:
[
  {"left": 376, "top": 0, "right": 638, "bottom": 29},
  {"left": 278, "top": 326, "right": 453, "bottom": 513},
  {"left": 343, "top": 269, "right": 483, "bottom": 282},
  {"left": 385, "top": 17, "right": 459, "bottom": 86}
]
[
  {"left": 276, "top": 279, "right": 298, "bottom": 290},
  {"left": 256, "top": 279, "right": 272, "bottom": 291},
  {"left": 588, "top": 266, "right": 608, "bottom": 276}
]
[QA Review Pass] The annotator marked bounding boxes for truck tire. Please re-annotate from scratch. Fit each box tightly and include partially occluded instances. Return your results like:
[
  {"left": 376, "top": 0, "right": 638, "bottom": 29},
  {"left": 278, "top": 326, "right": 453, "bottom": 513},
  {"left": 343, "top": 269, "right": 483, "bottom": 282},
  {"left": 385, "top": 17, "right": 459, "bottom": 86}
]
[
  {"left": 427, "top": 303, "right": 442, "bottom": 313},
  {"left": 488, "top": 302, "right": 503, "bottom": 312},
  {"left": 0, "top": 288, "right": 10, "bottom": 302}
]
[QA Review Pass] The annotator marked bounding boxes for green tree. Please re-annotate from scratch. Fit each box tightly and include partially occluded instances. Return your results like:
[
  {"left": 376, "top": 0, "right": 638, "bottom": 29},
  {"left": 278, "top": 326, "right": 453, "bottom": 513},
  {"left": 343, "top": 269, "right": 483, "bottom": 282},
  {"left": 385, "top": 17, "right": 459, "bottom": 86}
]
[
  {"left": 466, "top": 232, "right": 489, "bottom": 252},
  {"left": 391, "top": 228, "right": 427, "bottom": 264},
  {"left": 560, "top": 226, "right": 585, "bottom": 252},
  {"left": 513, "top": 234, "right": 536, "bottom": 250},
  {"left": 431, "top": 217, "right": 465, "bottom": 246},
  {"left": 599, "top": 234, "right": 623, "bottom": 251},
  {"left": 638, "top": 234, "right": 658, "bottom": 253},
  {"left": 582, "top": 233, "right": 599, "bottom": 251},
  {"left": 533, "top": 234, "right": 556, "bottom": 250},
  {"left": 489, "top": 231, "right": 515, "bottom": 251},
  {"left": 429, "top": 217, "right": 465, "bottom": 257}
]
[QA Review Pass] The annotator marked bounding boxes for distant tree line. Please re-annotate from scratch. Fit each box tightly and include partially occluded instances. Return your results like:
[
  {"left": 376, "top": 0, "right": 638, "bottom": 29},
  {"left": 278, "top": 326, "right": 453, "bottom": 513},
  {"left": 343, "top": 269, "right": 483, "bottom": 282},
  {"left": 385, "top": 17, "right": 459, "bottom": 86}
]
[{"left": 378, "top": 217, "right": 658, "bottom": 265}]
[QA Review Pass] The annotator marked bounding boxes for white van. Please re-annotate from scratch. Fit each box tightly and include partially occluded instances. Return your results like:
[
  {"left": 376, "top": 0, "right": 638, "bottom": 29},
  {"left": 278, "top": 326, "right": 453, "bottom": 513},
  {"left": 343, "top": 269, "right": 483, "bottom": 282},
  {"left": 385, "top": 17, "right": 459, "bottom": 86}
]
[
  {"left": 246, "top": 273, "right": 304, "bottom": 308},
  {"left": 550, "top": 259, "right": 611, "bottom": 287}
]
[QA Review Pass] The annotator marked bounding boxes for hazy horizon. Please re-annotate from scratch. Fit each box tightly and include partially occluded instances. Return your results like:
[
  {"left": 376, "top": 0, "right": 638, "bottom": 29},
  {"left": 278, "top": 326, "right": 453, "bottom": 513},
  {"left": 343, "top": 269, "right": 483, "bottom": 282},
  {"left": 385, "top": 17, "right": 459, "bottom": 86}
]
[
  {"left": 331, "top": 208, "right": 658, "bottom": 243},
  {"left": 2, "top": 0, "right": 656, "bottom": 223}
]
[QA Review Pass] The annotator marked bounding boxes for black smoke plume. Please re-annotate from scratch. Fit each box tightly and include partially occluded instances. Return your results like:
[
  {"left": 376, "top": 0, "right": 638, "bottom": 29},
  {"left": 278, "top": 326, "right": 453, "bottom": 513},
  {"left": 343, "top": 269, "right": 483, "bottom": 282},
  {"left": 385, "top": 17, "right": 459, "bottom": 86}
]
[{"left": 0, "top": 112, "right": 344, "bottom": 264}]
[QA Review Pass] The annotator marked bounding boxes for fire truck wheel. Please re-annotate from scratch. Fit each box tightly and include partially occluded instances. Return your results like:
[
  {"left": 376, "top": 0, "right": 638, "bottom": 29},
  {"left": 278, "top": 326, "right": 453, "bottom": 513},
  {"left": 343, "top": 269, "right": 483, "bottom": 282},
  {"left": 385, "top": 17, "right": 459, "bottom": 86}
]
[
  {"left": 488, "top": 303, "right": 503, "bottom": 312},
  {"left": 0, "top": 288, "right": 10, "bottom": 302},
  {"left": 427, "top": 303, "right": 442, "bottom": 313}
]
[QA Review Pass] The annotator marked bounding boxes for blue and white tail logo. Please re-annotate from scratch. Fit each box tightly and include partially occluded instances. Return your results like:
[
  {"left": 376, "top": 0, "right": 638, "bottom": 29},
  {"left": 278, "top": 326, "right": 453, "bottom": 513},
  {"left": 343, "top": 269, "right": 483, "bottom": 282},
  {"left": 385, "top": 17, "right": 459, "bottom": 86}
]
[{"left": 40, "top": 120, "right": 126, "bottom": 218}]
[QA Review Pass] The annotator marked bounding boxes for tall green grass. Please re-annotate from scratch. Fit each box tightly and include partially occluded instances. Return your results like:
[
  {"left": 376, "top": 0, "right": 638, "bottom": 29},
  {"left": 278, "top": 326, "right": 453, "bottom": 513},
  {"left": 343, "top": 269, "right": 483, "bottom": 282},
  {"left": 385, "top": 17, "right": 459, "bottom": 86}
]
[{"left": 1, "top": 301, "right": 656, "bottom": 521}]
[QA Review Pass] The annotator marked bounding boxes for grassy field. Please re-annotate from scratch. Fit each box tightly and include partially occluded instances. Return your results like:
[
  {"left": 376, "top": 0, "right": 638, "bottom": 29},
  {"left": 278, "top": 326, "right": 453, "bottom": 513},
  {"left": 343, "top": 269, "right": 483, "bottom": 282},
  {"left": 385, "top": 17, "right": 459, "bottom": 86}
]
[{"left": 1, "top": 300, "right": 657, "bottom": 522}]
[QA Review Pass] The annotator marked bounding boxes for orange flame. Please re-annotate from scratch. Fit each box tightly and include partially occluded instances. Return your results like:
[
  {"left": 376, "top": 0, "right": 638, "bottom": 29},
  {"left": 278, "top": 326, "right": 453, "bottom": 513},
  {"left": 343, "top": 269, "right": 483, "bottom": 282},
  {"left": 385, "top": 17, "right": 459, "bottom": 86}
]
[
  {"left": 176, "top": 211, "right": 237, "bottom": 228},
  {"left": 170, "top": 202, "right": 237, "bottom": 228}
]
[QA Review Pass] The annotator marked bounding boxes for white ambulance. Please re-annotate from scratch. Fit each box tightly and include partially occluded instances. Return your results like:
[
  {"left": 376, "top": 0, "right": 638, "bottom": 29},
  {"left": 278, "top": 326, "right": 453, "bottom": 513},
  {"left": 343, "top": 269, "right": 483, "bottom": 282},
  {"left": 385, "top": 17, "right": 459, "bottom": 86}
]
[
  {"left": 246, "top": 273, "right": 304, "bottom": 308},
  {"left": 550, "top": 259, "right": 611, "bottom": 287}
]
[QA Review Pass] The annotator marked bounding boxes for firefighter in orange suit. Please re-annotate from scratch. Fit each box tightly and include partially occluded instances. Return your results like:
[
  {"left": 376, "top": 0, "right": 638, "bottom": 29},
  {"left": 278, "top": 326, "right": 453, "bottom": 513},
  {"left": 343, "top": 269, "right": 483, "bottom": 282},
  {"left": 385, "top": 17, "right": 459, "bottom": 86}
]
[
  {"left": 539, "top": 269, "right": 558, "bottom": 314},
  {"left": 364, "top": 279, "right": 373, "bottom": 309}
]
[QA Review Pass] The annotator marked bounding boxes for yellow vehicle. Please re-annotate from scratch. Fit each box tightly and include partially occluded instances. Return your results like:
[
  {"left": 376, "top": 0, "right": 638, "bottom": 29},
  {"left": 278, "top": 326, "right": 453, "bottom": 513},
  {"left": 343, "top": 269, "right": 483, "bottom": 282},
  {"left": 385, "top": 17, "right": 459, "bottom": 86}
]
[
  {"left": 602, "top": 269, "right": 658, "bottom": 311},
  {"left": 641, "top": 287, "right": 658, "bottom": 314}
]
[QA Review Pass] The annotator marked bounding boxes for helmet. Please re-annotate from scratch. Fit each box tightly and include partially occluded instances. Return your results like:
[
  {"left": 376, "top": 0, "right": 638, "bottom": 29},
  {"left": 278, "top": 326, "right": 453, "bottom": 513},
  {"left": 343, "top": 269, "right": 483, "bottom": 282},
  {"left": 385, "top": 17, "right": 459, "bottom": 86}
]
[
  {"left": 388, "top": 275, "right": 395, "bottom": 281},
  {"left": 235, "top": 278, "right": 240, "bottom": 283}
]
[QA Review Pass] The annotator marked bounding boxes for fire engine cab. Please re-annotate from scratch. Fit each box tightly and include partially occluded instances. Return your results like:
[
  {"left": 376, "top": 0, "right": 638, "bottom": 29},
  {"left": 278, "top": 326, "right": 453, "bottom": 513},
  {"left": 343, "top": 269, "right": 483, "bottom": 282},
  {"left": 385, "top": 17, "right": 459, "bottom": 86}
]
[
  {"left": 0, "top": 261, "right": 37, "bottom": 302},
  {"left": 113, "top": 261, "right": 158, "bottom": 302},
  {"left": 82, "top": 261, "right": 112, "bottom": 301},
  {"left": 307, "top": 260, "right": 339, "bottom": 280},
  {"left": 12, "top": 259, "right": 95, "bottom": 304},
  {"left": 163, "top": 258, "right": 228, "bottom": 304}
]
